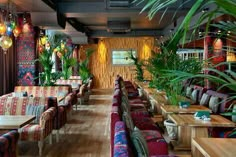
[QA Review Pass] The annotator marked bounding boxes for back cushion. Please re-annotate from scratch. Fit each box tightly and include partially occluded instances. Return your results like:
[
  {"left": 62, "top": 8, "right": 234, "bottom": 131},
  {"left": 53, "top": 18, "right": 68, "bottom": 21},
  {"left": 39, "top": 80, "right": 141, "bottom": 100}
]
[
  {"left": 190, "top": 89, "right": 199, "bottom": 103},
  {"left": 26, "top": 105, "right": 45, "bottom": 123},
  {"left": 0, "top": 97, "right": 49, "bottom": 115},
  {"left": 186, "top": 87, "right": 193, "bottom": 98},
  {"left": 209, "top": 96, "right": 220, "bottom": 113},
  {"left": 122, "top": 112, "right": 134, "bottom": 133},
  {"left": 114, "top": 121, "right": 129, "bottom": 157},
  {"left": 131, "top": 127, "right": 149, "bottom": 157},
  {"left": 200, "top": 93, "right": 210, "bottom": 106}
]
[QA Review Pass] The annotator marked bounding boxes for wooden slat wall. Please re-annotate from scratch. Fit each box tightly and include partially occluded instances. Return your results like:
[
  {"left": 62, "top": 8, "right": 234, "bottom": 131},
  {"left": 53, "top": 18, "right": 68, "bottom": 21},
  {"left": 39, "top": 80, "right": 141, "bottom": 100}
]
[{"left": 79, "top": 37, "right": 157, "bottom": 89}]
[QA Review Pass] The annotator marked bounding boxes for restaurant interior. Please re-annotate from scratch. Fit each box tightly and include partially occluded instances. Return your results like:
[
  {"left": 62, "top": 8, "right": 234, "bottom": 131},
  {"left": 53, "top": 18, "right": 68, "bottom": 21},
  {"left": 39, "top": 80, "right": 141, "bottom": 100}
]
[{"left": 0, "top": 0, "right": 235, "bottom": 157}]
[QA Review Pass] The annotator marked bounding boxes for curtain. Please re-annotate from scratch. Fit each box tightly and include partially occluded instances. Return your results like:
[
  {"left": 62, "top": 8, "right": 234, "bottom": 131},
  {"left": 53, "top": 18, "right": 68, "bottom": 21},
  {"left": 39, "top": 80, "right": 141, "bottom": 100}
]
[{"left": 0, "top": 39, "right": 17, "bottom": 95}]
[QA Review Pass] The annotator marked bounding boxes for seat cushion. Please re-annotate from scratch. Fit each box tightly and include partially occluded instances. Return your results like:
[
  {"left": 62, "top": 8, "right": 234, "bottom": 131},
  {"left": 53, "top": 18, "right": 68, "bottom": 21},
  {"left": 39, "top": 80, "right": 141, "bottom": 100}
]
[{"left": 147, "top": 139, "right": 168, "bottom": 156}]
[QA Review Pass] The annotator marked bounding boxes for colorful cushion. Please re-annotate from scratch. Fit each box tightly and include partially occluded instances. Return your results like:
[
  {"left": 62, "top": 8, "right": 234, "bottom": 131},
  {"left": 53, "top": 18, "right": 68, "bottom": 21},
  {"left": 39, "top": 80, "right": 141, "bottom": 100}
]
[
  {"left": 12, "top": 91, "right": 28, "bottom": 97},
  {"left": 191, "top": 89, "right": 198, "bottom": 103},
  {"left": 26, "top": 105, "right": 45, "bottom": 124},
  {"left": 209, "top": 96, "right": 220, "bottom": 113},
  {"left": 71, "top": 82, "right": 80, "bottom": 89},
  {"left": 131, "top": 127, "right": 149, "bottom": 157},
  {"left": 200, "top": 93, "right": 210, "bottom": 106}
]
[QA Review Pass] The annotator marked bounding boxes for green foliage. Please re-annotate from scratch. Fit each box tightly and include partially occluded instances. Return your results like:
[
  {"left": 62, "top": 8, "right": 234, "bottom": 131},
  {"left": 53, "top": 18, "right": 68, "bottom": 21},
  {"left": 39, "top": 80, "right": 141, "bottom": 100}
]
[
  {"left": 78, "top": 48, "right": 94, "bottom": 83},
  {"left": 129, "top": 52, "right": 144, "bottom": 81},
  {"left": 133, "top": 0, "right": 236, "bottom": 44},
  {"left": 146, "top": 40, "right": 202, "bottom": 105}
]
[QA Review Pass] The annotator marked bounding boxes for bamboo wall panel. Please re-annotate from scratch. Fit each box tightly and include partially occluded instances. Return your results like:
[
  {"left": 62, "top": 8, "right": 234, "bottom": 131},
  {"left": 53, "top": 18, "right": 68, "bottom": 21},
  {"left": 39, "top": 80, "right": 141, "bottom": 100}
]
[{"left": 79, "top": 37, "right": 157, "bottom": 89}]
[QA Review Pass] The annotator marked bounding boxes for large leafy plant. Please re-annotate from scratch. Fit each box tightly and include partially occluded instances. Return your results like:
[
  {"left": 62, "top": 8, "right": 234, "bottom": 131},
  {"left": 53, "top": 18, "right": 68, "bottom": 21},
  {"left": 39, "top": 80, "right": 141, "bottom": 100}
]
[
  {"left": 37, "top": 35, "right": 61, "bottom": 86},
  {"left": 55, "top": 41, "right": 77, "bottom": 80},
  {"left": 130, "top": 52, "right": 144, "bottom": 81},
  {"left": 79, "top": 48, "right": 94, "bottom": 83},
  {"left": 133, "top": 0, "right": 236, "bottom": 45}
]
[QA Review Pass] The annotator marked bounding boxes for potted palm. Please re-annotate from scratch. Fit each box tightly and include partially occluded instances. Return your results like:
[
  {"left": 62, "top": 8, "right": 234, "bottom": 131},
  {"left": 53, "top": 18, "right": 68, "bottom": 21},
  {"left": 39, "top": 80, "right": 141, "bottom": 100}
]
[
  {"left": 78, "top": 48, "right": 94, "bottom": 84},
  {"left": 37, "top": 37, "right": 61, "bottom": 86},
  {"left": 55, "top": 41, "right": 77, "bottom": 80}
]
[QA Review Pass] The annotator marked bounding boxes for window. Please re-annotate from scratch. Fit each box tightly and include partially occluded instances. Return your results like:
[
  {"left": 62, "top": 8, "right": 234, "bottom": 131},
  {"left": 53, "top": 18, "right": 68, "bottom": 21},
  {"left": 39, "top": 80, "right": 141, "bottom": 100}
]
[{"left": 112, "top": 49, "right": 136, "bottom": 65}]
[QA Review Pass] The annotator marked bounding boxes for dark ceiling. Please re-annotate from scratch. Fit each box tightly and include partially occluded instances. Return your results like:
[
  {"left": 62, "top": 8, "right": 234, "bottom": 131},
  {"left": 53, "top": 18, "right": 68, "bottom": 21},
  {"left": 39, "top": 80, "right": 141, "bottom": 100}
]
[{"left": 0, "top": 0, "right": 196, "bottom": 43}]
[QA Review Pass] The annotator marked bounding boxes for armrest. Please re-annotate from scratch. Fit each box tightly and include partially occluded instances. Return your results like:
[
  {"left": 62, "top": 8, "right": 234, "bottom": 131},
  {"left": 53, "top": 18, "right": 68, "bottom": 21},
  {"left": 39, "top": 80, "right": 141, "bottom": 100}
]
[
  {"left": 0, "top": 92, "right": 13, "bottom": 98},
  {"left": 0, "top": 130, "right": 19, "bottom": 152},
  {"left": 39, "top": 107, "right": 56, "bottom": 128}
]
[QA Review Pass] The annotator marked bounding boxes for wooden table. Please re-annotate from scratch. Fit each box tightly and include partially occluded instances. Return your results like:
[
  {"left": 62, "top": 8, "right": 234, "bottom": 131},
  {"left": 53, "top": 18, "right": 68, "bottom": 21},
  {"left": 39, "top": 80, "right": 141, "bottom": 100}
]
[
  {"left": 192, "top": 138, "right": 236, "bottom": 157},
  {"left": 168, "top": 114, "right": 235, "bottom": 151},
  {"left": 161, "top": 105, "right": 211, "bottom": 114},
  {"left": 0, "top": 115, "right": 35, "bottom": 130}
]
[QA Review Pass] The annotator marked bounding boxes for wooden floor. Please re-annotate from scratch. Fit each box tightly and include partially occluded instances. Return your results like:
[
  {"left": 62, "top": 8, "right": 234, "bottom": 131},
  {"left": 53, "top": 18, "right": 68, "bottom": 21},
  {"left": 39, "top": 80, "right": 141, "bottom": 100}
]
[{"left": 19, "top": 89, "right": 112, "bottom": 157}]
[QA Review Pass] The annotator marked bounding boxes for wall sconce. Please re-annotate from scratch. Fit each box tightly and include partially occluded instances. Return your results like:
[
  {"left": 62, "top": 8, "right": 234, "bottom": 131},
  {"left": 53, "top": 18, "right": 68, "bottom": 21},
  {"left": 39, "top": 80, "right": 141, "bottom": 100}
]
[{"left": 98, "top": 39, "right": 107, "bottom": 64}]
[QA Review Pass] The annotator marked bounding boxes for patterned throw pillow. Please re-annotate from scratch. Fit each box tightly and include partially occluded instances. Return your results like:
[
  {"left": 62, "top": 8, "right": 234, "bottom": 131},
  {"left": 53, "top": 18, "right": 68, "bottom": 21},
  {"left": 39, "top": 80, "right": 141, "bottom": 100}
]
[
  {"left": 71, "top": 82, "right": 80, "bottom": 89},
  {"left": 13, "top": 91, "right": 28, "bottom": 97},
  {"left": 186, "top": 87, "right": 193, "bottom": 98},
  {"left": 190, "top": 89, "right": 199, "bottom": 103},
  {"left": 26, "top": 105, "right": 45, "bottom": 124},
  {"left": 200, "top": 93, "right": 210, "bottom": 106},
  {"left": 131, "top": 127, "right": 149, "bottom": 157},
  {"left": 57, "top": 91, "right": 67, "bottom": 106},
  {"left": 209, "top": 96, "right": 220, "bottom": 113}
]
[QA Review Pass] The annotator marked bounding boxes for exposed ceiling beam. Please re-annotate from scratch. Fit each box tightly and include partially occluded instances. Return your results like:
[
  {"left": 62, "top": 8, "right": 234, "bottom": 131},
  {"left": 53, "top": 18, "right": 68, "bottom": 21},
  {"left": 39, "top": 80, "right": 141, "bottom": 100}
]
[{"left": 41, "top": 0, "right": 90, "bottom": 34}]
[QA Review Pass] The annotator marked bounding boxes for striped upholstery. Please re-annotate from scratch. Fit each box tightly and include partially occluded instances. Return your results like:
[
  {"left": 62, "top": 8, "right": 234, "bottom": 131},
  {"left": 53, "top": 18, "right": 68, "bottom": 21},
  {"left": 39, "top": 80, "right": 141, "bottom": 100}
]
[
  {"left": 14, "top": 86, "right": 76, "bottom": 129},
  {"left": 69, "top": 76, "right": 81, "bottom": 79},
  {"left": 55, "top": 79, "right": 82, "bottom": 89},
  {"left": 0, "top": 97, "right": 55, "bottom": 142},
  {"left": 0, "top": 130, "right": 19, "bottom": 157}
]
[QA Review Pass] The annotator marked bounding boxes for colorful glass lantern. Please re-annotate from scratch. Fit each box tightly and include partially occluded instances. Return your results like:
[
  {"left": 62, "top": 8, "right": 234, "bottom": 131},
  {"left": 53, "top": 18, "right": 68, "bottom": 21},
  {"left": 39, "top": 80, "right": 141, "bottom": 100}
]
[
  {"left": 0, "top": 35, "right": 13, "bottom": 53},
  {"left": 0, "top": 23, "right": 6, "bottom": 35},
  {"left": 13, "top": 26, "right": 21, "bottom": 37}
]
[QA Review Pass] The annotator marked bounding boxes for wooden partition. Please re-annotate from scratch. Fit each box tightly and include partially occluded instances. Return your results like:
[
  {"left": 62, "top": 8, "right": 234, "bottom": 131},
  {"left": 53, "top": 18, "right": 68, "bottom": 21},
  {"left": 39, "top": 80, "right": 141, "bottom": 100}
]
[{"left": 79, "top": 37, "right": 158, "bottom": 89}]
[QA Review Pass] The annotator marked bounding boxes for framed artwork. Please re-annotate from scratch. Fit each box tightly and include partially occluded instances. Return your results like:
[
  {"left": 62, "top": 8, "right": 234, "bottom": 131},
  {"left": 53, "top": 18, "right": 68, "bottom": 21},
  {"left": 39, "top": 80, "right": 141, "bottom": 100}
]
[{"left": 112, "top": 49, "right": 136, "bottom": 65}]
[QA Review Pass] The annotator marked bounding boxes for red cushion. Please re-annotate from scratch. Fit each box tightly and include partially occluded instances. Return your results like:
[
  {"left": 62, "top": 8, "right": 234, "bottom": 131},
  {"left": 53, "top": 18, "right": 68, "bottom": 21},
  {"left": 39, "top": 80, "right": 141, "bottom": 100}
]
[{"left": 147, "top": 139, "right": 168, "bottom": 156}]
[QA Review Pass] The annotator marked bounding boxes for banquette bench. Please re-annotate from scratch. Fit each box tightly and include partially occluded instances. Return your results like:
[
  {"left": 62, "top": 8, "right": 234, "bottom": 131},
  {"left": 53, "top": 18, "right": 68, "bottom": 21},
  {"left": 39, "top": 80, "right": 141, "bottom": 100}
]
[{"left": 0, "top": 97, "right": 56, "bottom": 156}]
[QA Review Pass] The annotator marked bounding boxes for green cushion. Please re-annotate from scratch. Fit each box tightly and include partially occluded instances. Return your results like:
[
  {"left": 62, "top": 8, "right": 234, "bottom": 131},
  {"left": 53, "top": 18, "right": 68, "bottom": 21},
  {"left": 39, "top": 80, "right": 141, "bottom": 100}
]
[
  {"left": 131, "top": 127, "right": 149, "bottom": 157},
  {"left": 209, "top": 96, "right": 220, "bottom": 113},
  {"left": 26, "top": 105, "right": 45, "bottom": 124},
  {"left": 122, "top": 112, "right": 134, "bottom": 132}
]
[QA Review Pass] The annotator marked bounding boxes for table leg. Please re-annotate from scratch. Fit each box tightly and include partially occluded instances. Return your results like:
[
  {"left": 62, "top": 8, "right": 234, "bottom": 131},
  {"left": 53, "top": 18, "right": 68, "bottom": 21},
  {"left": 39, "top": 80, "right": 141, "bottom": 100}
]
[
  {"left": 171, "top": 126, "right": 191, "bottom": 150},
  {"left": 191, "top": 127, "right": 208, "bottom": 157}
]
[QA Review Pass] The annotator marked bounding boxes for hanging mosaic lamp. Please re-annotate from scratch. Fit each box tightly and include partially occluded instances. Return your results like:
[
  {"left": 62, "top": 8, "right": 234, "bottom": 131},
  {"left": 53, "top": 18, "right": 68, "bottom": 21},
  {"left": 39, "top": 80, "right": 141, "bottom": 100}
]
[
  {"left": 0, "top": 23, "right": 6, "bottom": 35},
  {"left": 13, "top": 26, "right": 21, "bottom": 37},
  {"left": 6, "top": 22, "right": 13, "bottom": 36},
  {"left": 0, "top": 35, "right": 13, "bottom": 53}
]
